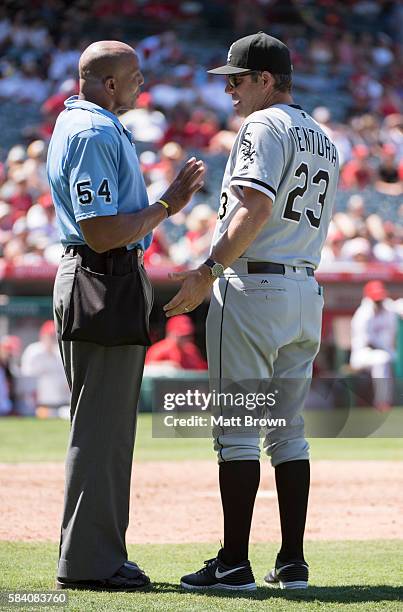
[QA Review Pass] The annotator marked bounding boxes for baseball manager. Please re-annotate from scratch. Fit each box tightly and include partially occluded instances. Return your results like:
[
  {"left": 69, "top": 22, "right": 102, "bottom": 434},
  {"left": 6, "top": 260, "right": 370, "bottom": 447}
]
[
  {"left": 164, "top": 32, "right": 339, "bottom": 590},
  {"left": 47, "top": 40, "right": 204, "bottom": 591}
]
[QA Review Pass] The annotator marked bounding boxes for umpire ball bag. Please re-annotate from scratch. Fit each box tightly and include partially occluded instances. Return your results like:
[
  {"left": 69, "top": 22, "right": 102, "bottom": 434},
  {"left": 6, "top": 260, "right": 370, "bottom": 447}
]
[{"left": 61, "top": 246, "right": 152, "bottom": 347}]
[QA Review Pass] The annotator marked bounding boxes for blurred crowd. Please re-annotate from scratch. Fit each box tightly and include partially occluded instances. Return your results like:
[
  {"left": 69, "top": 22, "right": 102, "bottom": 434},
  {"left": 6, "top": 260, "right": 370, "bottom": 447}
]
[
  {"left": 0, "top": 313, "right": 206, "bottom": 415},
  {"left": 319, "top": 193, "right": 403, "bottom": 269},
  {"left": 0, "top": 320, "right": 70, "bottom": 416},
  {"left": 0, "top": 0, "right": 402, "bottom": 273}
]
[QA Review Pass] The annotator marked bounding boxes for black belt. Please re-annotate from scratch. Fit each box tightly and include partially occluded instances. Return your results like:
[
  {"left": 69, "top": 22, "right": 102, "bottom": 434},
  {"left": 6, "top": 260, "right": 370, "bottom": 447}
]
[
  {"left": 64, "top": 244, "right": 144, "bottom": 260},
  {"left": 247, "top": 261, "right": 314, "bottom": 276}
]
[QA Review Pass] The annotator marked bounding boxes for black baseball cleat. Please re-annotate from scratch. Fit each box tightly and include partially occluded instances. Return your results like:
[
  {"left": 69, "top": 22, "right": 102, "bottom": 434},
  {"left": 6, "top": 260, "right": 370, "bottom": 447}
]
[
  {"left": 56, "top": 560, "right": 151, "bottom": 591},
  {"left": 180, "top": 549, "right": 256, "bottom": 591},
  {"left": 264, "top": 556, "right": 309, "bottom": 590}
]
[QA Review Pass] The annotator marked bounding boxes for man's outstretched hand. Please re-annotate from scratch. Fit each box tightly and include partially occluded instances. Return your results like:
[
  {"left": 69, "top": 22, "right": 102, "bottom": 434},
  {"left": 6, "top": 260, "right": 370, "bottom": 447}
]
[
  {"left": 163, "top": 265, "right": 215, "bottom": 317},
  {"left": 161, "top": 158, "right": 205, "bottom": 216}
]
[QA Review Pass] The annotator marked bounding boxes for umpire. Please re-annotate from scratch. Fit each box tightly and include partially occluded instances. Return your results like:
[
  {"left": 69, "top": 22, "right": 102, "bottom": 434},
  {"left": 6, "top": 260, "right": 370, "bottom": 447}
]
[{"left": 47, "top": 40, "right": 204, "bottom": 591}]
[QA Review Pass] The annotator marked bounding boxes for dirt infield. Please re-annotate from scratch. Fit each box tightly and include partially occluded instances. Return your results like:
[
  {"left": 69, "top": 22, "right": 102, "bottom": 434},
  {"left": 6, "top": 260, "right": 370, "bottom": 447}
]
[{"left": 0, "top": 460, "right": 402, "bottom": 543}]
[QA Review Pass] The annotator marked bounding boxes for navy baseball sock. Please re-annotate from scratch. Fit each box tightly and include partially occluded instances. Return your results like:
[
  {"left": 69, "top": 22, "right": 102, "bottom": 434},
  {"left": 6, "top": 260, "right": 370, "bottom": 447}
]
[
  {"left": 275, "top": 459, "right": 310, "bottom": 562},
  {"left": 219, "top": 460, "right": 260, "bottom": 566}
]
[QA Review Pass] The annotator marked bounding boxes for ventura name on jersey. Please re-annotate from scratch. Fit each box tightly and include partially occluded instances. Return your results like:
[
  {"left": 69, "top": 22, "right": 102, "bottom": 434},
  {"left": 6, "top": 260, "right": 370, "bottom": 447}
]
[{"left": 289, "top": 126, "right": 338, "bottom": 167}]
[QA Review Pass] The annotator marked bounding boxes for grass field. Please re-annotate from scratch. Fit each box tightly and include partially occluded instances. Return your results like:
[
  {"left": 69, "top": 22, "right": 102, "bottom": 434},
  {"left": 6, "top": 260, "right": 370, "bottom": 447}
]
[
  {"left": 0, "top": 416, "right": 402, "bottom": 611},
  {"left": 0, "top": 541, "right": 402, "bottom": 612},
  {"left": 0, "top": 414, "right": 403, "bottom": 462}
]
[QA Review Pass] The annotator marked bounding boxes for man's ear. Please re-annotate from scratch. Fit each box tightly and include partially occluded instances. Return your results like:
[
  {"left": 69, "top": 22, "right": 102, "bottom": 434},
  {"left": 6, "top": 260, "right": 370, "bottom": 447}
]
[
  {"left": 261, "top": 71, "right": 274, "bottom": 89},
  {"left": 104, "top": 77, "right": 115, "bottom": 96}
]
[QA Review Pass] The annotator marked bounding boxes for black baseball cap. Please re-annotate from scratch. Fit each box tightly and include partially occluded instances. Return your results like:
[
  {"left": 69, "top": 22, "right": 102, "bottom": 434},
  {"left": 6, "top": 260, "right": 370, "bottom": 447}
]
[{"left": 208, "top": 31, "right": 292, "bottom": 76}]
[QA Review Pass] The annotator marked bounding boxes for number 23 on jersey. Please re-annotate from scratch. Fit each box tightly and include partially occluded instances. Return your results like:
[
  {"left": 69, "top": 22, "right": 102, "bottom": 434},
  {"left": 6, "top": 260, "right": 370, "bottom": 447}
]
[
  {"left": 218, "top": 190, "right": 228, "bottom": 220},
  {"left": 283, "top": 163, "right": 329, "bottom": 229}
]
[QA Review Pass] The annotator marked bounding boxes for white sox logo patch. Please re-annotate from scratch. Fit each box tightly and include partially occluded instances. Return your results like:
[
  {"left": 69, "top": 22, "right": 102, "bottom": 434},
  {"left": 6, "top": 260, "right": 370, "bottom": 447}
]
[{"left": 240, "top": 131, "right": 256, "bottom": 170}]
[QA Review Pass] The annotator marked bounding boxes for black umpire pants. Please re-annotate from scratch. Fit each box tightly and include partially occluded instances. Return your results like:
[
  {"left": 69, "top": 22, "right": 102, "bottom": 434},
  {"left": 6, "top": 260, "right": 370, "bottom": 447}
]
[{"left": 53, "top": 247, "right": 147, "bottom": 580}]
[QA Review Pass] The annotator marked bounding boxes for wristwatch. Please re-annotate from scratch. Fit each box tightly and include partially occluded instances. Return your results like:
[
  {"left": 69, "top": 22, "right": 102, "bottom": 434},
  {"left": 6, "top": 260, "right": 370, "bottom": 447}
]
[{"left": 203, "top": 258, "right": 225, "bottom": 278}]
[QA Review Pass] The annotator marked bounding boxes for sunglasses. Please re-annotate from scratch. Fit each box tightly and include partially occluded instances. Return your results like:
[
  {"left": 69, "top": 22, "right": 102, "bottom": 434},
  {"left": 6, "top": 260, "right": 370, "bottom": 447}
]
[{"left": 226, "top": 71, "right": 260, "bottom": 89}]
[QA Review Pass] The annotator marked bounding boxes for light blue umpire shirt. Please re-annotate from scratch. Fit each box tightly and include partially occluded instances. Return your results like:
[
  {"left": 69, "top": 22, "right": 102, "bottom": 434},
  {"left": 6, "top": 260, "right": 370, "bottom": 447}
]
[{"left": 46, "top": 95, "right": 152, "bottom": 251}]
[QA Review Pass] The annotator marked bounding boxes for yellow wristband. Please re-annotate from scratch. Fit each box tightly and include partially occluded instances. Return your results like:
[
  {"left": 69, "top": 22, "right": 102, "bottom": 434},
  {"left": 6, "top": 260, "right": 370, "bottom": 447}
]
[{"left": 157, "top": 199, "right": 170, "bottom": 216}]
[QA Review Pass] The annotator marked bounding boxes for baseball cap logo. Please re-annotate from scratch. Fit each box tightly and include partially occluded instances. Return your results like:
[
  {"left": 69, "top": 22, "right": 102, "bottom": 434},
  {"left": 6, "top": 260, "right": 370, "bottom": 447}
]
[{"left": 227, "top": 44, "right": 233, "bottom": 63}]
